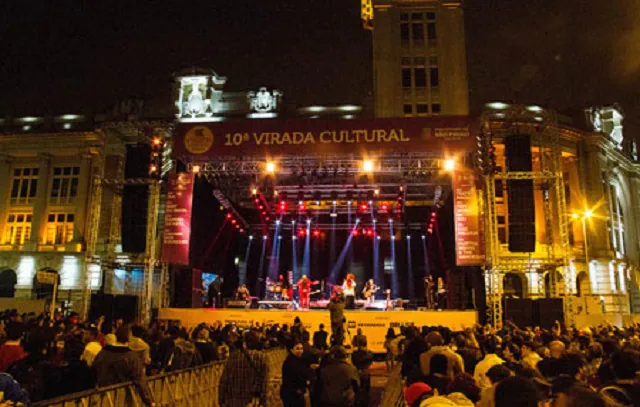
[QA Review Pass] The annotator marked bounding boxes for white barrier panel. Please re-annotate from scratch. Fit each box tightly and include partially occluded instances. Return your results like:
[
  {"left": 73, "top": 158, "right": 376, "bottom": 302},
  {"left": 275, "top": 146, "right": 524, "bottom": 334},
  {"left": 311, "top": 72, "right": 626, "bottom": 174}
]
[{"left": 159, "top": 308, "right": 478, "bottom": 353}]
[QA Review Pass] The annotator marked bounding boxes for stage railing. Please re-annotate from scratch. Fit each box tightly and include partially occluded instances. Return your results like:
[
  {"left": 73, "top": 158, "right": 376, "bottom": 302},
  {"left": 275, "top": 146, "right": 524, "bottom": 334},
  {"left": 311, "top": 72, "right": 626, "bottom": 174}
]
[
  {"left": 34, "top": 349, "right": 288, "bottom": 407},
  {"left": 380, "top": 364, "right": 407, "bottom": 407}
]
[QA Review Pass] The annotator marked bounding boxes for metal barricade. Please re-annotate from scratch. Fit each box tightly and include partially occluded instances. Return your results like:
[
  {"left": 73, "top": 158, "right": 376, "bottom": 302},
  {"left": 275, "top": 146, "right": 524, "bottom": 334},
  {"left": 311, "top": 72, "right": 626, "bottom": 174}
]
[
  {"left": 35, "top": 349, "right": 289, "bottom": 407},
  {"left": 379, "top": 364, "right": 407, "bottom": 407}
]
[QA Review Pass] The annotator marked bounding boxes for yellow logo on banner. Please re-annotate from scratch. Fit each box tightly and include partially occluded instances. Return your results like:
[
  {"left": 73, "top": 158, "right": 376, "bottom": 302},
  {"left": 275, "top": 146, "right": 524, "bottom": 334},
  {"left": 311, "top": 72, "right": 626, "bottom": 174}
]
[{"left": 184, "top": 126, "right": 214, "bottom": 154}]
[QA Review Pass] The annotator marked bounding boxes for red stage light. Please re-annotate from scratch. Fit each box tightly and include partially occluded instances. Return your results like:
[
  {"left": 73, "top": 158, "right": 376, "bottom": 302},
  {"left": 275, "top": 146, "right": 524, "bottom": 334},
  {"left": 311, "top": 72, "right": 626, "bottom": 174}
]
[
  {"left": 361, "top": 203, "right": 368, "bottom": 211},
  {"left": 352, "top": 229, "right": 359, "bottom": 237},
  {"left": 254, "top": 198, "right": 259, "bottom": 203},
  {"left": 259, "top": 205, "right": 263, "bottom": 210},
  {"left": 231, "top": 219, "right": 236, "bottom": 224},
  {"left": 381, "top": 204, "right": 388, "bottom": 211},
  {"left": 312, "top": 229, "right": 321, "bottom": 238},
  {"left": 265, "top": 216, "right": 270, "bottom": 221},
  {"left": 239, "top": 229, "right": 244, "bottom": 233},
  {"left": 298, "top": 228, "right": 306, "bottom": 237},
  {"left": 226, "top": 213, "right": 232, "bottom": 219},
  {"left": 366, "top": 228, "right": 374, "bottom": 237}
]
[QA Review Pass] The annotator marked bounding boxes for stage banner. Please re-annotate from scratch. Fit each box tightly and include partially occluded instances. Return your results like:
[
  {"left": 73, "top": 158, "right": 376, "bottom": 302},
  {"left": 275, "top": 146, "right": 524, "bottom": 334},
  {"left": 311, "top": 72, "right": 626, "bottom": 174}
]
[
  {"left": 161, "top": 173, "right": 195, "bottom": 264},
  {"left": 453, "top": 170, "right": 484, "bottom": 266},
  {"left": 173, "top": 116, "right": 476, "bottom": 159}
]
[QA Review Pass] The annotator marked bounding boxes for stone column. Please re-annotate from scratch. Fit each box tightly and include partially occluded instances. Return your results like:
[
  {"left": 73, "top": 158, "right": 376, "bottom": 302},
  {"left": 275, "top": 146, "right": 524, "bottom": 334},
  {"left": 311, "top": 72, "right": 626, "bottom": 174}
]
[
  {"left": 28, "top": 153, "right": 52, "bottom": 250},
  {"left": 73, "top": 153, "right": 93, "bottom": 245}
]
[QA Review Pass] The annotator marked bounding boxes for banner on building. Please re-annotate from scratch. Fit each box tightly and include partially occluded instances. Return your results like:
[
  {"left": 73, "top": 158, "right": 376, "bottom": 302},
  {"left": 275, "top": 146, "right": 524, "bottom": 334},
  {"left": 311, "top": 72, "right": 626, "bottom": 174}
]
[
  {"left": 453, "top": 170, "right": 484, "bottom": 266},
  {"left": 173, "top": 116, "right": 476, "bottom": 159},
  {"left": 161, "top": 173, "right": 195, "bottom": 264}
]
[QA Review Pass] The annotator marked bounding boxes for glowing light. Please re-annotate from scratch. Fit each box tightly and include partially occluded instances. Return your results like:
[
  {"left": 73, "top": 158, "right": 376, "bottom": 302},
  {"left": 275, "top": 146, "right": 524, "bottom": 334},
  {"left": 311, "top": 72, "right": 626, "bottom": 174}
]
[
  {"left": 333, "top": 200, "right": 337, "bottom": 205},
  {"left": 421, "top": 235, "right": 426, "bottom": 240},
  {"left": 526, "top": 105, "right": 543, "bottom": 112},
  {"left": 381, "top": 204, "right": 388, "bottom": 211},
  {"left": 231, "top": 219, "right": 237, "bottom": 225},
  {"left": 361, "top": 203, "right": 368, "bottom": 211},
  {"left": 152, "top": 137, "right": 162, "bottom": 146},
  {"left": 376, "top": 235, "right": 381, "bottom": 240},
  {"left": 444, "top": 159, "right": 456, "bottom": 172},
  {"left": 263, "top": 235, "right": 268, "bottom": 240},
  {"left": 274, "top": 190, "right": 279, "bottom": 196},
  {"left": 584, "top": 210, "right": 593, "bottom": 219},
  {"left": 298, "top": 200, "right": 303, "bottom": 205},
  {"left": 352, "top": 230, "right": 359, "bottom": 237},
  {"left": 234, "top": 257, "right": 239, "bottom": 265},
  {"left": 339, "top": 105, "right": 360, "bottom": 112},
  {"left": 20, "top": 117, "right": 39, "bottom": 123},
  {"left": 291, "top": 220, "right": 296, "bottom": 225},
  {"left": 63, "top": 123, "right": 72, "bottom": 130},
  {"left": 312, "top": 229, "right": 321, "bottom": 238},
  {"left": 265, "top": 162, "right": 276, "bottom": 173},
  {"left": 22, "top": 125, "right": 31, "bottom": 131},
  {"left": 306, "top": 106, "right": 326, "bottom": 113},
  {"left": 348, "top": 201, "right": 352, "bottom": 205},
  {"left": 249, "top": 235, "right": 254, "bottom": 240},
  {"left": 292, "top": 236, "right": 297, "bottom": 240},
  {"left": 374, "top": 189, "right": 380, "bottom": 196},
  {"left": 388, "top": 218, "right": 394, "bottom": 223},
  {"left": 571, "top": 213, "right": 580, "bottom": 220},
  {"left": 278, "top": 235, "right": 282, "bottom": 240},
  {"left": 366, "top": 229, "right": 374, "bottom": 237},
  {"left": 343, "top": 115, "right": 355, "bottom": 119},
  {"left": 192, "top": 165, "right": 201, "bottom": 174},
  {"left": 330, "top": 213, "right": 338, "bottom": 218},
  {"left": 406, "top": 235, "right": 411, "bottom": 240},
  {"left": 306, "top": 219, "right": 311, "bottom": 224},
  {"left": 275, "top": 220, "right": 280, "bottom": 225},
  {"left": 60, "top": 114, "right": 80, "bottom": 120},
  {"left": 486, "top": 102, "right": 510, "bottom": 110},
  {"left": 316, "top": 200, "right": 320, "bottom": 205},
  {"left": 362, "top": 159, "right": 375, "bottom": 173},
  {"left": 226, "top": 213, "right": 232, "bottom": 219},
  {"left": 355, "top": 218, "right": 360, "bottom": 223},
  {"left": 149, "top": 164, "right": 158, "bottom": 172}
]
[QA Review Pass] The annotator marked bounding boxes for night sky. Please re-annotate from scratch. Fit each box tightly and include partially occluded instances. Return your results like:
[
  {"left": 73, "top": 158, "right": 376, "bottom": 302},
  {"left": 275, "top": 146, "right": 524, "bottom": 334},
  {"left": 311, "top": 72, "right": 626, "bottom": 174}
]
[{"left": 1, "top": 0, "right": 640, "bottom": 129}]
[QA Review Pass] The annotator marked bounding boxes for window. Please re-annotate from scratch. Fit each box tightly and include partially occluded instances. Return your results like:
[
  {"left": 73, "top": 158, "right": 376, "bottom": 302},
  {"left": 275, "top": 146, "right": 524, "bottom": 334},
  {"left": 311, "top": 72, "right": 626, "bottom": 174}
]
[
  {"left": 3, "top": 213, "right": 32, "bottom": 245},
  {"left": 45, "top": 213, "right": 74, "bottom": 245},
  {"left": 403, "top": 104, "right": 413, "bottom": 115},
  {"left": 430, "top": 68, "right": 439, "bottom": 87},
  {"left": 498, "top": 228, "right": 507, "bottom": 244},
  {"left": 414, "top": 68, "right": 427, "bottom": 88},
  {"left": 416, "top": 104, "right": 428, "bottom": 114},
  {"left": 495, "top": 180, "right": 504, "bottom": 197},
  {"left": 400, "top": 23, "right": 409, "bottom": 41},
  {"left": 10, "top": 168, "right": 38, "bottom": 205},
  {"left": 50, "top": 166, "right": 80, "bottom": 204},
  {"left": 412, "top": 23, "right": 424, "bottom": 41},
  {"left": 402, "top": 68, "right": 412, "bottom": 88},
  {"left": 609, "top": 184, "right": 625, "bottom": 256},
  {"left": 427, "top": 22, "right": 437, "bottom": 41},
  {"left": 432, "top": 103, "right": 441, "bottom": 113}
]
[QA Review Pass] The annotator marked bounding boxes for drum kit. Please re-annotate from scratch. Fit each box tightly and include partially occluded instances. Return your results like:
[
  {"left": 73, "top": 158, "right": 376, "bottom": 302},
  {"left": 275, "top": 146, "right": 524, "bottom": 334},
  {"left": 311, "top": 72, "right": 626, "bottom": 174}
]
[{"left": 266, "top": 281, "right": 290, "bottom": 301}]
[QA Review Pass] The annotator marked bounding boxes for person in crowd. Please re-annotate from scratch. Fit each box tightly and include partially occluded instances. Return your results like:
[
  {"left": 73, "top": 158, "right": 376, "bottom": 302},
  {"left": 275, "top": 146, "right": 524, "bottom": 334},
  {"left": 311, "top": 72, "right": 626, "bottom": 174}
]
[
  {"left": 319, "top": 345, "right": 360, "bottom": 407},
  {"left": 165, "top": 325, "right": 203, "bottom": 372},
  {"left": 403, "top": 327, "right": 429, "bottom": 384},
  {"left": 280, "top": 340, "right": 315, "bottom": 407},
  {"left": 420, "top": 331, "right": 464, "bottom": 378},
  {"left": 384, "top": 328, "right": 398, "bottom": 371},
  {"left": 219, "top": 331, "right": 268, "bottom": 407},
  {"left": 477, "top": 364, "right": 513, "bottom": 407},
  {"left": 473, "top": 335, "right": 505, "bottom": 389},
  {"left": 502, "top": 342, "right": 522, "bottom": 370},
  {"left": 425, "top": 353, "right": 453, "bottom": 395},
  {"left": 328, "top": 292, "right": 345, "bottom": 346},
  {"left": 0, "top": 372, "right": 30, "bottom": 405},
  {"left": 599, "top": 349, "right": 640, "bottom": 406},
  {"left": 7, "top": 327, "right": 56, "bottom": 403},
  {"left": 494, "top": 376, "right": 543, "bottom": 407},
  {"left": 130, "top": 325, "right": 151, "bottom": 367},
  {"left": 552, "top": 376, "right": 605, "bottom": 407},
  {"left": 404, "top": 382, "right": 434, "bottom": 407},
  {"left": 0, "top": 321, "right": 26, "bottom": 372},
  {"left": 47, "top": 337, "right": 96, "bottom": 398},
  {"left": 313, "top": 324, "right": 328, "bottom": 351},
  {"left": 351, "top": 336, "right": 373, "bottom": 407},
  {"left": 521, "top": 340, "right": 542, "bottom": 371},
  {"left": 447, "top": 372, "right": 481, "bottom": 404},
  {"left": 538, "top": 339, "right": 567, "bottom": 379},
  {"left": 92, "top": 325, "right": 155, "bottom": 407},
  {"left": 81, "top": 326, "right": 102, "bottom": 367},
  {"left": 194, "top": 328, "right": 217, "bottom": 364},
  {"left": 351, "top": 328, "right": 367, "bottom": 349}
]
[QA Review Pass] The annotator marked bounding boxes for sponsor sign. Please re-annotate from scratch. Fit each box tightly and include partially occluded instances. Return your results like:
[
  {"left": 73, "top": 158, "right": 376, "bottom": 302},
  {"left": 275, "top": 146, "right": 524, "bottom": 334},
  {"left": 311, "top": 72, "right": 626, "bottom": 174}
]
[
  {"left": 161, "top": 173, "right": 195, "bottom": 264},
  {"left": 36, "top": 271, "right": 56, "bottom": 285},
  {"left": 174, "top": 116, "right": 476, "bottom": 158},
  {"left": 159, "top": 308, "right": 478, "bottom": 353},
  {"left": 453, "top": 170, "right": 484, "bottom": 266}
]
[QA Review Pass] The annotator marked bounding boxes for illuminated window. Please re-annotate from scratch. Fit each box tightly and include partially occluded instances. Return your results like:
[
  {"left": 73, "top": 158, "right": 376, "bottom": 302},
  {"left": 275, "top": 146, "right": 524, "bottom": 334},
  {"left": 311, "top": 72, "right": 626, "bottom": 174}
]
[
  {"left": 10, "top": 168, "right": 38, "bottom": 205},
  {"left": 45, "top": 213, "right": 74, "bottom": 245},
  {"left": 50, "top": 166, "right": 79, "bottom": 204},
  {"left": 3, "top": 213, "right": 32, "bottom": 245}
]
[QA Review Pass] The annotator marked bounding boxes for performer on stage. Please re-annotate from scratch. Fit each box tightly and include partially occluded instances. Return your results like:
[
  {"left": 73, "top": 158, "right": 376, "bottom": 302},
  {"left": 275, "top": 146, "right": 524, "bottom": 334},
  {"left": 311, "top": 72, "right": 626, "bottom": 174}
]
[
  {"left": 424, "top": 275, "right": 435, "bottom": 309},
  {"left": 362, "top": 279, "right": 379, "bottom": 304},
  {"left": 342, "top": 273, "right": 357, "bottom": 309},
  {"left": 296, "top": 274, "right": 317, "bottom": 309},
  {"left": 436, "top": 277, "right": 447, "bottom": 310},
  {"left": 235, "top": 284, "right": 251, "bottom": 308}
]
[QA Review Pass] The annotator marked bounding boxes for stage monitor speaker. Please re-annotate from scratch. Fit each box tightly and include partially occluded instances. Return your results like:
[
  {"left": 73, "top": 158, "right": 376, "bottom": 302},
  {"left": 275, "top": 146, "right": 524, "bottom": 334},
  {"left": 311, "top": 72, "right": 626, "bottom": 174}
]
[
  {"left": 535, "top": 298, "right": 564, "bottom": 329},
  {"left": 173, "top": 268, "right": 203, "bottom": 308},
  {"left": 121, "top": 185, "right": 149, "bottom": 253},
  {"left": 89, "top": 294, "right": 114, "bottom": 323},
  {"left": 507, "top": 180, "right": 536, "bottom": 252},
  {"left": 503, "top": 298, "right": 534, "bottom": 328}
]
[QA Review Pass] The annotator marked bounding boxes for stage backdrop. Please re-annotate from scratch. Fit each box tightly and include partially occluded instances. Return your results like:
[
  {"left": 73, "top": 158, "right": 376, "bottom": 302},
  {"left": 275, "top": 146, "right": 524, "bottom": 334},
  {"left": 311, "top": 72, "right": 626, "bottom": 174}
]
[
  {"left": 161, "top": 173, "right": 195, "bottom": 264},
  {"left": 174, "top": 116, "right": 476, "bottom": 159},
  {"left": 159, "top": 308, "right": 478, "bottom": 353}
]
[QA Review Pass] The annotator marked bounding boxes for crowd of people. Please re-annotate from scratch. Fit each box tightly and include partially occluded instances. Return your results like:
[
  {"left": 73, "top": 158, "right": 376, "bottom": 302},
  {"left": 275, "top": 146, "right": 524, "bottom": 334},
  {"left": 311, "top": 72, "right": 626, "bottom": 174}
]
[
  {"left": 0, "top": 306, "right": 637, "bottom": 407},
  {"left": 390, "top": 320, "right": 640, "bottom": 407}
]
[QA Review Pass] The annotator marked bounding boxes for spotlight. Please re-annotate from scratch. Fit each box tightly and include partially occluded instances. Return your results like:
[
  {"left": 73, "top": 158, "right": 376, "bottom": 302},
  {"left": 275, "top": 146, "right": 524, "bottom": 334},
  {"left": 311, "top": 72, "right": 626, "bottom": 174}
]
[
  {"left": 263, "top": 235, "right": 268, "bottom": 240},
  {"left": 421, "top": 235, "right": 426, "bottom": 240},
  {"left": 231, "top": 219, "right": 237, "bottom": 225},
  {"left": 368, "top": 200, "right": 373, "bottom": 205},
  {"left": 348, "top": 200, "right": 352, "bottom": 205},
  {"left": 374, "top": 189, "right": 379, "bottom": 196},
  {"left": 406, "top": 235, "right": 411, "bottom": 240},
  {"left": 298, "top": 200, "right": 303, "bottom": 205},
  {"left": 239, "top": 229, "right": 244, "bottom": 233},
  {"left": 152, "top": 137, "right": 162, "bottom": 146},
  {"left": 366, "top": 229, "right": 374, "bottom": 237},
  {"left": 312, "top": 229, "right": 321, "bottom": 238},
  {"left": 332, "top": 200, "right": 337, "bottom": 205},
  {"left": 274, "top": 190, "right": 279, "bottom": 196},
  {"left": 352, "top": 229, "right": 359, "bottom": 237},
  {"left": 275, "top": 220, "right": 280, "bottom": 225},
  {"left": 355, "top": 218, "right": 360, "bottom": 223},
  {"left": 376, "top": 235, "right": 381, "bottom": 240},
  {"left": 444, "top": 159, "right": 456, "bottom": 172},
  {"left": 388, "top": 218, "right": 393, "bottom": 223},
  {"left": 306, "top": 219, "right": 311, "bottom": 224},
  {"left": 266, "top": 161, "right": 276, "bottom": 173},
  {"left": 226, "top": 213, "right": 232, "bottom": 219},
  {"left": 316, "top": 200, "right": 320, "bottom": 205},
  {"left": 373, "top": 219, "right": 377, "bottom": 224},
  {"left": 362, "top": 159, "right": 374, "bottom": 173},
  {"left": 192, "top": 165, "right": 201, "bottom": 174},
  {"left": 292, "top": 236, "right": 297, "bottom": 240},
  {"left": 252, "top": 187, "right": 258, "bottom": 195},
  {"left": 249, "top": 235, "right": 254, "bottom": 240},
  {"left": 291, "top": 220, "right": 296, "bottom": 225},
  {"left": 330, "top": 213, "right": 337, "bottom": 218}
]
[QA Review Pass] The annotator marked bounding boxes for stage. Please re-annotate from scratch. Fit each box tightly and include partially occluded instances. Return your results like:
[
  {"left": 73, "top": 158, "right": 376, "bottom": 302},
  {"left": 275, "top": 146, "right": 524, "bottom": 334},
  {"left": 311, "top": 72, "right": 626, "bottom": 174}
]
[{"left": 158, "top": 307, "right": 478, "bottom": 353}]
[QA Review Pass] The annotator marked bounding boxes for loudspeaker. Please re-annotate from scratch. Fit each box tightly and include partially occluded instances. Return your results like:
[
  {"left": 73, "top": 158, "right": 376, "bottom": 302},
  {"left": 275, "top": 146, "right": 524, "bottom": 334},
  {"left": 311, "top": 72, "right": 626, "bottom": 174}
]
[
  {"left": 504, "top": 134, "right": 536, "bottom": 253},
  {"left": 503, "top": 298, "right": 534, "bottom": 328},
  {"left": 173, "top": 268, "right": 203, "bottom": 308},
  {"left": 535, "top": 298, "right": 564, "bottom": 329},
  {"left": 89, "top": 294, "right": 114, "bottom": 323},
  {"left": 121, "top": 185, "right": 148, "bottom": 253},
  {"left": 125, "top": 143, "right": 151, "bottom": 179},
  {"left": 113, "top": 295, "right": 138, "bottom": 324}
]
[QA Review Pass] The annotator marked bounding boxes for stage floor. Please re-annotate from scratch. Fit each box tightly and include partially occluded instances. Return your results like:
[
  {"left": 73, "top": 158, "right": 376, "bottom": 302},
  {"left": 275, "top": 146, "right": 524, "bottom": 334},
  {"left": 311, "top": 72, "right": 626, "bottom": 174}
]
[{"left": 159, "top": 308, "right": 478, "bottom": 353}]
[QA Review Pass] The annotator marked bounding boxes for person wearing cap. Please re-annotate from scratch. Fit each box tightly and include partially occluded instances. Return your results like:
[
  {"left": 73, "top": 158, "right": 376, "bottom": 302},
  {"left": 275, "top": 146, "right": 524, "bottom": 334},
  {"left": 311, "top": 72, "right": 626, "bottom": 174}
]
[{"left": 404, "top": 382, "right": 434, "bottom": 407}]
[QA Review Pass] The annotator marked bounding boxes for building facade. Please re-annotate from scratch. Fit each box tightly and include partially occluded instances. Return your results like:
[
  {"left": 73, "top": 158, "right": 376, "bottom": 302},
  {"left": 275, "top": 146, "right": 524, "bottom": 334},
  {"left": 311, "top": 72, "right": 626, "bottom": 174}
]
[{"left": 372, "top": 0, "right": 469, "bottom": 117}]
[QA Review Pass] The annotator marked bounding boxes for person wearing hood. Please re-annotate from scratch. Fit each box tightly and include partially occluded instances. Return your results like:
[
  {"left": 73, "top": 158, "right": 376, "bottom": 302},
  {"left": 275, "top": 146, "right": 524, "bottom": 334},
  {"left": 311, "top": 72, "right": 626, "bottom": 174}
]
[{"left": 129, "top": 325, "right": 151, "bottom": 367}]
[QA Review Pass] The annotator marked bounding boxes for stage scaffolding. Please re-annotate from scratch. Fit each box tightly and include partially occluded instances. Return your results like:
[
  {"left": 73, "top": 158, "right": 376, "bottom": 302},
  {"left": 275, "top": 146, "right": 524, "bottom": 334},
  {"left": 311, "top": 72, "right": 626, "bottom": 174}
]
[{"left": 479, "top": 106, "right": 573, "bottom": 328}]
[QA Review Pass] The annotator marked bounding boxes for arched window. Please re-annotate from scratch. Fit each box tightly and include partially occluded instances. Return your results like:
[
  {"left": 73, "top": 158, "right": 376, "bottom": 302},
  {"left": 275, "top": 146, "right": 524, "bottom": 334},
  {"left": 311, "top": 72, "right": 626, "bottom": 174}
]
[
  {"left": 576, "top": 272, "right": 590, "bottom": 297},
  {"left": 545, "top": 270, "right": 566, "bottom": 298},
  {"left": 608, "top": 183, "right": 626, "bottom": 257},
  {"left": 503, "top": 273, "right": 525, "bottom": 299}
]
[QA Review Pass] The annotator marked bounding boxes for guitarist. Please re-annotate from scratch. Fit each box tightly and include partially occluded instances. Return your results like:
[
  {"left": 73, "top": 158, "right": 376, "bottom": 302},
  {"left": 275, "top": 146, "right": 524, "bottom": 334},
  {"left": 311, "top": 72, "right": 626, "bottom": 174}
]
[{"left": 361, "top": 279, "right": 379, "bottom": 304}]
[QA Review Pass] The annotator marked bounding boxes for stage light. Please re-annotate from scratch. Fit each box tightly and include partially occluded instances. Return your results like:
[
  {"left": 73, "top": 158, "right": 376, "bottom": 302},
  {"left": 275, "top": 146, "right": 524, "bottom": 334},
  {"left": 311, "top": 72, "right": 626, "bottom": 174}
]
[
  {"left": 406, "top": 235, "right": 411, "bottom": 240},
  {"left": 258, "top": 205, "right": 263, "bottom": 210},
  {"left": 330, "top": 213, "right": 337, "bottom": 218},
  {"left": 306, "top": 219, "right": 311, "bottom": 224},
  {"left": 352, "top": 229, "right": 359, "bottom": 237},
  {"left": 362, "top": 159, "right": 374, "bottom": 173},
  {"left": 366, "top": 229, "right": 374, "bottom": 237},
  {"left": 152, "top": 137, "right": 162, "bottom": 146},
  {"left": 316, "top": 200, "right": 320, "bottom": 205},
  {"left": 263, "top": 235, "right": 268, "bottom": 240},
  {"left": 226, "top": 213, "right": 232, "bottom": 219},
  {"left": 399, "top": 186, "right": 404, "bottom": 192},
  {"left": 149, "top": 164, "right": 158, "bottom": 173},
  {"left": 255, "top": 198, "right": 260, "bottom": 203},
  {"left": 376, "top": 235, "right": 381, "bottom": 240},
  {"left": 265, "top": 216, "right": 270, "bottom": 221},
  {"left": 231, "top": 219, "right": 237, "bottom": 224},
  {"left": 374, "top": 189, "right": 380, "bottom": 196},
  {"left": 368, "top": 200, "right": 373, "bottom": 205},
  {"left": 278, "top": 235, "right": 282, "bottom": 240},
  {"left": 298, "top": 228, "right": 306, "bottom": 236},
  {"left": 275, "top": 220, "right": 280, "bottom": 225},
  {"left": 421, "top": 235, "right": 426, "bottom": 240},
  {"left": 333, "top": 200, "right": 337, "bottom": 205},
  {"left": 388, "top": 218, "right": 393, "bottom": 223},
  {"left": 381, "top": 204, "right": 388, "bottom": 211},
  {"left": 265, "top": 162, "right": 276, "bottom": 173},
  {"left": 312, "top": 229, "right": 321, "bottom": 238},
  {"left": 373, "top": 219, "right": 377, "bottom": 224},
  {"left": 234, "top": 257, "right": 239, "bottom": 265},
  {"left": 391, "top": 236, "right": 396, "bottom": 240},
  {"left": 292, "top": 236, "right": 297, "bottom": 240},
  {"left": 444, "top": 159, "right": 456, "bottom": 172},
  {"left": 291, "top": 220, "right": 296, "bottom": 225},
  {"left": 571, "top": 213, "right": 580, "bottom": 220},
  {"left": 360, "top": 203, "right": 368, "bottom": 211},
  {"left": 584, "top": 210, "right": 593, "bottom": 219},
  {"left": 239, "top": 229, "right": 244, "bottom": 233},
  {"left": 192, "top": 165, "right": 201, "bottom": 174},
  {"left": 274, "top": 190, "right": 279, "bottom": 196},
  {"left": 249, "top": 235, "right": 254, "bottom": 240},
  {"left": 347, "top": 200, "right": 352, "bottom": 205},
  {"left": 355, "top": 218, "right": 360, "bottom": 224}
]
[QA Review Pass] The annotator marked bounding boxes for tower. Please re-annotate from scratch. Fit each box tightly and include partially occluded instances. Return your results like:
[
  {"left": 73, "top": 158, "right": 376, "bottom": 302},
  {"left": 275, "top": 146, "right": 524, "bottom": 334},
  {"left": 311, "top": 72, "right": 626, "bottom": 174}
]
[{"left": 372, "top": 0, "right": 469, "bottom": 117}]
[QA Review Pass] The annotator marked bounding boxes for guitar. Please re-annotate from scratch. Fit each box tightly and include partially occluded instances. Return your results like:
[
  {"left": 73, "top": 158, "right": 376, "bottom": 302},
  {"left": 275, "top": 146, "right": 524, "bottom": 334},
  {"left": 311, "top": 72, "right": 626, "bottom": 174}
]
[{"left": 362, "top": 285, "right": 380, "bottom": 299}]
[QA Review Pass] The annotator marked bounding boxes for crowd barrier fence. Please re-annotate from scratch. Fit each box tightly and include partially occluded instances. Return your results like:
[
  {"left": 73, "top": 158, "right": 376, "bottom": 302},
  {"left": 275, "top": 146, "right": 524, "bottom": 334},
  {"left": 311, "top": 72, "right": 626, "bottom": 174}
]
[{"left": 35, "top": 349, "right": 288, "bottom": 407}]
